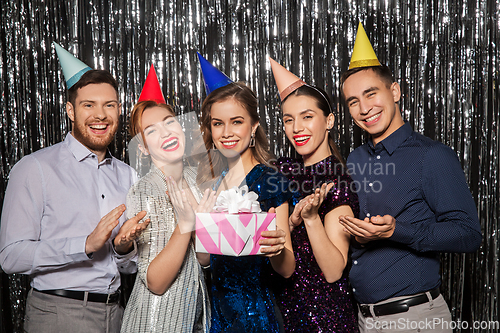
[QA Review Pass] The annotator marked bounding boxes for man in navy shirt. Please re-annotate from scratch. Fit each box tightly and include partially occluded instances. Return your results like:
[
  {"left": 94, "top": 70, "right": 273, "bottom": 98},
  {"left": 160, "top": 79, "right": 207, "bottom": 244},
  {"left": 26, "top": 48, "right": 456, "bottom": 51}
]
[{"left": 338, "top": 23, "right": 482, "bottom": 332}]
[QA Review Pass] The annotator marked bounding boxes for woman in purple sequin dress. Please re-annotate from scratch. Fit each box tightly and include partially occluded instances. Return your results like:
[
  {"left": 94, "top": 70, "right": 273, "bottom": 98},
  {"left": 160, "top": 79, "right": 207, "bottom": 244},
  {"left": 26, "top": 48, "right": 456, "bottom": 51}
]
[{"left": 270, "top": 61, "right": 360, "bottom": 332}]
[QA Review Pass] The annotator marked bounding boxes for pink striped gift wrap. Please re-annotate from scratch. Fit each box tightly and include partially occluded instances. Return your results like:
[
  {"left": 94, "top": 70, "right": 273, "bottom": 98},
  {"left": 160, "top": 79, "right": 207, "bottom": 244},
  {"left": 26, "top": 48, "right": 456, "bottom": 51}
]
[{"left": 195, "top": 212, "right": 276, "bottom": 256}]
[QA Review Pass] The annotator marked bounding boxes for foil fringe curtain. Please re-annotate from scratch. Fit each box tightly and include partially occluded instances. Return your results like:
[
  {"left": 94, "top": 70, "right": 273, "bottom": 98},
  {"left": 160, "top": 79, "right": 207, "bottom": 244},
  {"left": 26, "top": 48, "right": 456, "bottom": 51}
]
[{"left": 0, "top": 1, "right": 498, "bottom": 332}]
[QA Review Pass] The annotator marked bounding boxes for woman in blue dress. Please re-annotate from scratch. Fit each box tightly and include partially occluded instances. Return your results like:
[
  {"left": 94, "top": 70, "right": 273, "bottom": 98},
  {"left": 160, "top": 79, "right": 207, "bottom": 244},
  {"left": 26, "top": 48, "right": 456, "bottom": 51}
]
[{"left": 197, "top": 81, "right": 295, "bottom": 333}]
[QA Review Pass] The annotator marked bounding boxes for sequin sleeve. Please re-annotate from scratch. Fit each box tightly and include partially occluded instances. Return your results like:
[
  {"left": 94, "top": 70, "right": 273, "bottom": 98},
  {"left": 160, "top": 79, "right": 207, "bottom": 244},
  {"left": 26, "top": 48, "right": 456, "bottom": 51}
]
[
  {"left": 246, "top": 165, "right": 295, "bottom": 212},
  {"left": 126, "top": 175, "right": 173, "bottom": 289},
  {"left": 276, "top": 157, "right": 302, "bottom": 207},
  {"left": 319, "top": 158, "right": 359, "bottom": 219}
]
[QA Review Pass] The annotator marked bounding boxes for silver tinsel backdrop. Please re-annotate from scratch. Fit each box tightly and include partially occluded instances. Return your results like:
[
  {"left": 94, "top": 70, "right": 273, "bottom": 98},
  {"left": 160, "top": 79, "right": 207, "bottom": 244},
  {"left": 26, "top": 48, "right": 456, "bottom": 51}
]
[{"left": 0, "top": 0, "right": 498, "bottom": 332}]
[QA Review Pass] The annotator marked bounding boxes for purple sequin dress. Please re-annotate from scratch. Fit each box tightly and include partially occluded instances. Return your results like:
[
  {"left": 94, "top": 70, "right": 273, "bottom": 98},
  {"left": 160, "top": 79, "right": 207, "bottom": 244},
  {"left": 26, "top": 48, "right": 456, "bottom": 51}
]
[{"left": 275, "top": 155, "right": 360, "bottom": 332}]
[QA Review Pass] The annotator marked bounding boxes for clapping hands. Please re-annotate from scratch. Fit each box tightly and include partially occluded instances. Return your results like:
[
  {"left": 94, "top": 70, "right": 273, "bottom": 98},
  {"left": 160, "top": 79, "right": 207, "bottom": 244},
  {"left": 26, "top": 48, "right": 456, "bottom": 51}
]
[
  {"left": 289, "top": 182, "right": 334, "bottom": 232},
  {"left": 166, "top": 176, "right": 216, "bottom": 234},
  {"left": 85, "top": 205, "right": 150, "bottom": 256},
  {"left": 114, "top": 210, "right": 150, "bottom": 254}
]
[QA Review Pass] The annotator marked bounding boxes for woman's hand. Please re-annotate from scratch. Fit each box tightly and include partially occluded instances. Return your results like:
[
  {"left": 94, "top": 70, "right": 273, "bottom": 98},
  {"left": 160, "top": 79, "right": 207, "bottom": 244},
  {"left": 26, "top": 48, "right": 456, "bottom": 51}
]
[
  {"left": 166, "top": 177, "right": 215, "bottom": 234},
  {"left": 195, "top": 188, "right": 217, "bottom": 214},
  {"left": 289, "top": 182, "right": 334, "bottom": 231},
  {"left": 289, "top": 199, "right": 306, "bottom": 232},
  {"left": 300, "top": 182, "right": 334, "bottom": 222},
  {"left": 258, "top": 207, "right": 285, "bottom": 257},
  {"left": 259, "top": 228, "right": 286, "bottom": 257}
]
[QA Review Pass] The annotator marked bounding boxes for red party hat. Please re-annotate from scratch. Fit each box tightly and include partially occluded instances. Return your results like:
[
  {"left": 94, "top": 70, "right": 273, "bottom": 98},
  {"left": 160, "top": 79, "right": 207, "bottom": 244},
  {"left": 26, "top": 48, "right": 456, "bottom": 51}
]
[{"left": 138, "top": 64, "right": 166, "bottom": 103}]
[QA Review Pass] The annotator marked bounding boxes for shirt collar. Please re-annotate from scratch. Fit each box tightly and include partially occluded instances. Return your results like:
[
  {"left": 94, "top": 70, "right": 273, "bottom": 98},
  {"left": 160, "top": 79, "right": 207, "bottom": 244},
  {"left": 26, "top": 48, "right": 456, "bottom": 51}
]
[
  {"left": 65, "top": 133, "right": 113, "bottom": 164},
  {"left": 367, "top": 122, "right": 412, "bottom": 155}
]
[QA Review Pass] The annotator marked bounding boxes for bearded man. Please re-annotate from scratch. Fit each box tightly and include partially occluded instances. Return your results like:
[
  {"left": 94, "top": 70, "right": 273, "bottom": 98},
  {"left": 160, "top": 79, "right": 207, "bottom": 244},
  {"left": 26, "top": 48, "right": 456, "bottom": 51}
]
[{"left": 0, "top": 69, "right": 149, "bottom": 333}]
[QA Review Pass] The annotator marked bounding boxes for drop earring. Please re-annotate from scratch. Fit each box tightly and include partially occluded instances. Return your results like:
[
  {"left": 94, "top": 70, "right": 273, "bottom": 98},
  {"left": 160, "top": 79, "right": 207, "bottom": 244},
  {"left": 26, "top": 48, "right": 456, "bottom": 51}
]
[{"left": 249, "top": 133, "right": 256, "bottom": 148}]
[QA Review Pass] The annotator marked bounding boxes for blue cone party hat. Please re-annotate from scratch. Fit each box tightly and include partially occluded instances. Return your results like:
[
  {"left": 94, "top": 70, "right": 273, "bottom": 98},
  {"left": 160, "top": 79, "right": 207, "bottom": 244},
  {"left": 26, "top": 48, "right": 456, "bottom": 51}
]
[
  {"left": 197, "top": 52, "right": 233, "bottom": 95},
  {"left": 53, "top": 42, "right": 92, "bottom": 89}
]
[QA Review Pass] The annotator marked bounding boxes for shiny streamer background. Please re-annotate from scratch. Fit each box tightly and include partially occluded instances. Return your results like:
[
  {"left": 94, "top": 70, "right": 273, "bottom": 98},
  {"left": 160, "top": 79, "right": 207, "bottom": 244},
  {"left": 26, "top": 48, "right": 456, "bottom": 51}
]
[{"left": 0, "top": 0, "right": 498, "bottom": 332}]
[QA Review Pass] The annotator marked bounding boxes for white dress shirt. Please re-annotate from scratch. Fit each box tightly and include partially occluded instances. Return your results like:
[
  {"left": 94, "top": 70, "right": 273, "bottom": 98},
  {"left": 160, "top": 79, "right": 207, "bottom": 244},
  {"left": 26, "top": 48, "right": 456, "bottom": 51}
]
[{"left": 0, "top": 133, "right": 138, "bottom": 293}]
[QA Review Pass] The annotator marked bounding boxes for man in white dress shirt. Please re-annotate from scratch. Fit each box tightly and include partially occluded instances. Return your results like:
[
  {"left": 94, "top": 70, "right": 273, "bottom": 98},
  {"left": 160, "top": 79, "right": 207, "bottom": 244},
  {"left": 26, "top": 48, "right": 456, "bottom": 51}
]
[{"left": 0, "top": 51, "right": 149, "bottom": 332}]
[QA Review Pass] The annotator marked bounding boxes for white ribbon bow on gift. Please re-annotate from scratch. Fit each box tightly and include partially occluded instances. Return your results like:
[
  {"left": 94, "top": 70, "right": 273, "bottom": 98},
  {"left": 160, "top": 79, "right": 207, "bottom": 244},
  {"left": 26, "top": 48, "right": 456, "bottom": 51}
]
[{"left": 213, "top": 185, "right": 262, "bottom": 214}]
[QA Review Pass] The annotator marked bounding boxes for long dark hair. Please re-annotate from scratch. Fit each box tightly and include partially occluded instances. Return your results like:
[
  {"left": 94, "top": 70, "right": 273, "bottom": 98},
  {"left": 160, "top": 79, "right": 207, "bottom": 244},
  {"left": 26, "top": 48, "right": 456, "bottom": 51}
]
[
  {"left": 197, "top": 82, "right": 274, "bottom": 186},
  {"left": 283, "top": 85, "right": 345, "bottom": 166}
]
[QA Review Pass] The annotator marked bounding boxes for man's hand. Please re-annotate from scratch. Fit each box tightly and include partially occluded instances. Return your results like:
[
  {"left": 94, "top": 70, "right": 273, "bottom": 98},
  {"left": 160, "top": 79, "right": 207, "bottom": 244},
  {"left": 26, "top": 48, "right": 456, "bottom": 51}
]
[
  {"left": 338, "top": 214, "right": 396, "bottom": 243},
  {"left": 85, "top": 205, "right": 126, "bottom": 255},
  {"left": 113, "top": 210, "right": 150, "bottom": 254}
]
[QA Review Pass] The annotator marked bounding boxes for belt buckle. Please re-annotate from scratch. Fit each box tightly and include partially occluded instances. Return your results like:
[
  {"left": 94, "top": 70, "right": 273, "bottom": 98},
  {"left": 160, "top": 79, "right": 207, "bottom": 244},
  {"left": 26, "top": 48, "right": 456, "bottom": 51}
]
[
  {"left": 106, "top": 291, "right": 119, "bottom": 304},
  {"left": 359, "top": 304, "right": 371, "bottom": 317}
]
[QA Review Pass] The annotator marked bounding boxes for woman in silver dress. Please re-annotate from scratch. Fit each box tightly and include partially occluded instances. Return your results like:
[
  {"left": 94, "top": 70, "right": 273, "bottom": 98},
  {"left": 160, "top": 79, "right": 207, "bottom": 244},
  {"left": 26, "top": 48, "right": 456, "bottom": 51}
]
[{"left": 121, "top": 100, "right": 214, "bottom": 333}]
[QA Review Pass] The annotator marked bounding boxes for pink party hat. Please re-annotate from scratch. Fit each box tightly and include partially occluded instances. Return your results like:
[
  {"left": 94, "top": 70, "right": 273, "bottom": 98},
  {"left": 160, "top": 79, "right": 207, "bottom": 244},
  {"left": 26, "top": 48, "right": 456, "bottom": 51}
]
[{"left": 269, "top": 57, "right": 306, "bottom": 101}]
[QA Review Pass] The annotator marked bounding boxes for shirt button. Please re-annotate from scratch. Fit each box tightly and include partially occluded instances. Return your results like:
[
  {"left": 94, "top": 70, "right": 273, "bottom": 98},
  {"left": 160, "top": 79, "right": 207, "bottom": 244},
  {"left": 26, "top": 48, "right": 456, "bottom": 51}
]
[
  {"left": 366, "top": 213, "right": 371, "bottom": 217},
  {"left": 377, "top": 155, "right": 381, "bottom": 159},
  {"left": 353, "top": 260, "right": 358, "bottom": 265},
  {"left": 352, "top": 288, "right": 356, "bottom": 292}
]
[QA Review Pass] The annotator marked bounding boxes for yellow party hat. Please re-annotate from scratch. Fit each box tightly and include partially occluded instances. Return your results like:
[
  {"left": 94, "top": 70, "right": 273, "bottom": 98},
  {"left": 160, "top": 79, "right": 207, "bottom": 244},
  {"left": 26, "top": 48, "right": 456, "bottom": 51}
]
[
  {"left": 269, "top": 57, "right": 306, "bottom": 101},
  {"left": 348, "top": 22, "right": 381, "bottom": 69}
]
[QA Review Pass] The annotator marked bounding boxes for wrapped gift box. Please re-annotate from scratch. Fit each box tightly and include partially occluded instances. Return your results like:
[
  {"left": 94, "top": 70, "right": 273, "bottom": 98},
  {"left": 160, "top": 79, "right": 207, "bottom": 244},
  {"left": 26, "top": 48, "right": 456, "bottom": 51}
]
[{"left": 195, "top": 212, "right": 276, "bottom": 256}]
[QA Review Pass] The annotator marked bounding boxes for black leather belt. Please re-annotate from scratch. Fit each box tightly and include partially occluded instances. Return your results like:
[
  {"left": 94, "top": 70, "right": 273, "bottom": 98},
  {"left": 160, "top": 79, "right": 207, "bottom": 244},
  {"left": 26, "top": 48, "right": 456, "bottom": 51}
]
[
  {"left": 359, "top": 288, "right": 440, "bottom": 317},
  {"left": 33, "top": 288, "right": 120, "bottom": 304}
]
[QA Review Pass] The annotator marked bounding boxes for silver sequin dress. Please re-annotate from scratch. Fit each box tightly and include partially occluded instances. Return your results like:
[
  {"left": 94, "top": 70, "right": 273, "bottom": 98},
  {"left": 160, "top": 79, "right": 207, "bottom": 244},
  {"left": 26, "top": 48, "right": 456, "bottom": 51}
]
[{"left": 121, "top": 164, "right": 210, "bottom": 333}]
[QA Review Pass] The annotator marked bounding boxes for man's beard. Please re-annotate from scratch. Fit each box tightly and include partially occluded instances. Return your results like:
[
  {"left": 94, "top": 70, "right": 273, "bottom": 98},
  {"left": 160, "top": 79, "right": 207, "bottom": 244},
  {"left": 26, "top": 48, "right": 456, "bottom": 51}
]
[{"left": 72, "top": 119, "right": 117, "bottom": 153}]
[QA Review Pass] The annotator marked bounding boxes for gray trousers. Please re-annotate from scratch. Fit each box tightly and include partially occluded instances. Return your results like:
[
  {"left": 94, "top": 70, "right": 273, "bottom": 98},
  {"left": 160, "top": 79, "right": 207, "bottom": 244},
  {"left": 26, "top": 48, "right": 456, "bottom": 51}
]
[
  {"left": 358, "top": 293, "right": 453, "bottom": 333},
  {"left": 24, "top": 289, "right": 123, "bottom": 333}
]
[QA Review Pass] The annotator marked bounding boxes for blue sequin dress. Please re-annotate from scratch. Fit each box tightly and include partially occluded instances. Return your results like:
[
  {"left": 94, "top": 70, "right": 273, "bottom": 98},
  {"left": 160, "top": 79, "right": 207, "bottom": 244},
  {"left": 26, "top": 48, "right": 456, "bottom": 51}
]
[
  {"left": 210, "top": 164, "right": 293, "bottom": 333},
  {"left": 275, "top": 155, "right": 360, "bottom": 332}
]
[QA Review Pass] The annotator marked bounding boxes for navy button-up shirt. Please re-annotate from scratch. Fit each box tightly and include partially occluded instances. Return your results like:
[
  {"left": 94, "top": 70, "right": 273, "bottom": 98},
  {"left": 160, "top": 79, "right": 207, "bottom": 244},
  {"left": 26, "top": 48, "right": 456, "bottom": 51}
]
[{"left": 347, "top": 122, "right": 481, "bottom": 304}]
